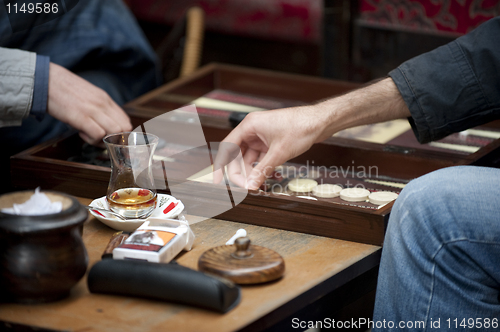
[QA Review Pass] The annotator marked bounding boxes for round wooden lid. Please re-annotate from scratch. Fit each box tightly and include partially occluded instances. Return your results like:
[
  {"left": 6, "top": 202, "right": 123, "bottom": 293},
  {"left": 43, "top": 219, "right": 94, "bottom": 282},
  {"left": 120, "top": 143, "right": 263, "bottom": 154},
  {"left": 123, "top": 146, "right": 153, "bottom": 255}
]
[{"left": 198, "top": 237, "right": 285, "bottom": 284}]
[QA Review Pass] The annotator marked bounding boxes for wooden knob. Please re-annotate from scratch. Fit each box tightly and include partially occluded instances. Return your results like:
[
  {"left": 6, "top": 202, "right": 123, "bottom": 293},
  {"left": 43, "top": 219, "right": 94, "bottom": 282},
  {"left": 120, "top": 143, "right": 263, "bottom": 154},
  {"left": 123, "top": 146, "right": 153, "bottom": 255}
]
[
  {"left": 198, "top": 237, "right": 285, "bottom": 284},
  {"left": 231, "top": 237, "right": 253, "bottom": 259}
]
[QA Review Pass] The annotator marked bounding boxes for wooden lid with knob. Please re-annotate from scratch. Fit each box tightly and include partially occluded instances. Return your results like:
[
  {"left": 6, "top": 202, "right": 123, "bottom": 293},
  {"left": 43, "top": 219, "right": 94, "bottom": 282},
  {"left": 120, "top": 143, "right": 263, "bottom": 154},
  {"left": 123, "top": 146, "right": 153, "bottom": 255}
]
[{"left": 198, "top": 237, "right": 285, "bottom": 284}]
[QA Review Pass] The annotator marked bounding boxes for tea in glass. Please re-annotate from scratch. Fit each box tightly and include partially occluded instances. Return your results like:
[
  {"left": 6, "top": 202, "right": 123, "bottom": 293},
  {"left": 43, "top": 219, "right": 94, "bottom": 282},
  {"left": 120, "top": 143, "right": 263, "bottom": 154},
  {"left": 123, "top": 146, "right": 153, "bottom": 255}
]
[
  {"left": 103, "top": 132, "right": 159, "bottom": 219},
  {"left": 107, "top": 188, "right": 157, "bottom": 219}
]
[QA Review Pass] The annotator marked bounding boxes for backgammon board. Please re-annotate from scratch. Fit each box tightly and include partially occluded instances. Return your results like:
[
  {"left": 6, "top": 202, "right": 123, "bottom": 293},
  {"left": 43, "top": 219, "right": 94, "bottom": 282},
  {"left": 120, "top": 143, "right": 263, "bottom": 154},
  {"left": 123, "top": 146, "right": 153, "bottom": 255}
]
[{"left": 10, "top": 63, "right": 500, "bottom": 245}]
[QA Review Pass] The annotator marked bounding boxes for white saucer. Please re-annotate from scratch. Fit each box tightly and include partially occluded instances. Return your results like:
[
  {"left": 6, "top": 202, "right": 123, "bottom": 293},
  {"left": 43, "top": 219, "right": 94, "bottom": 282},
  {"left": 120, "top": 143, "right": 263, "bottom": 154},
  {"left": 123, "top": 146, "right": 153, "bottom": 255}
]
[{"left": 88, "top": 194, "right": 185, "bottom": 232}]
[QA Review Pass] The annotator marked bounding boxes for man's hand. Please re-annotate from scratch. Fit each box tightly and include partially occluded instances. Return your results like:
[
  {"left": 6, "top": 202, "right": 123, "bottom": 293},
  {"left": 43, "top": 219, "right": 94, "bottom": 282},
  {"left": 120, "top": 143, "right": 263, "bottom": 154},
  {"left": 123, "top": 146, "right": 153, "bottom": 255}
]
[
  {"left": 215, "top": 78, "right": 411, "bottom": 190},
  {"left": 214, "top": 105, "right": 332, "bottom": 189},
  {"left": 47, "top": 63, "right": 132, "bottom": 145}
]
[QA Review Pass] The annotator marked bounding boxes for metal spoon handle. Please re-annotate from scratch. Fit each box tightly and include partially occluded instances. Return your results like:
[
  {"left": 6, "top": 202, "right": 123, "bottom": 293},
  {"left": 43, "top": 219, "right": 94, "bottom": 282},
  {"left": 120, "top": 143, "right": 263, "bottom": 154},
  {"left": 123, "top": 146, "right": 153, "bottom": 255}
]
[{"left": 84, "top": 205, "right": 126, "bottom": 220}]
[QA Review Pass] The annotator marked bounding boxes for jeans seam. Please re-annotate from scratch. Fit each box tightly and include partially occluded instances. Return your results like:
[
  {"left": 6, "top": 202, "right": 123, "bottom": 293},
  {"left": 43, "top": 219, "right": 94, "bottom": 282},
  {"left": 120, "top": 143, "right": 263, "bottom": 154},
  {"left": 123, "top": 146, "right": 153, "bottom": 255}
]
[
  {"left": 427, "top": 238, "right": 467, "bottom": 331},
  {"left": 427, "top": 238, "right": 500, "bottom": 329}
]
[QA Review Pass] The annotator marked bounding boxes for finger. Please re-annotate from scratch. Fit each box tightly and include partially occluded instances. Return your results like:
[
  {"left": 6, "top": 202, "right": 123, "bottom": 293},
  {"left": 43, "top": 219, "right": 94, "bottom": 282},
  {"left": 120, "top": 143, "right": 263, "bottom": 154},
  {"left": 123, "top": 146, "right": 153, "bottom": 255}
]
[
  {"left": 105, "top": 103, "right": 132, "bottom": 132},
  {"left": 241, "top": 148, "right": 260, "bottom": 183},
  {"left": 219, "top": 124, "right": 244, "bottom": 146},
  {"left": 213, "top": 145, "right": 234, "bottom": 184},
  {"left": 214, "top": 151, "right": 247, "bottom": 188},
  {"left": 79, "top": 132, "right": 106, "bottom": 148},
  {"left": 79, "top": 131, "right": 101, "bottom": 146},
  {"left": 77, "top": 118, "right": 106, "bottom": 145},
  {"left": 213, "top": 140, "right": 245, "bottom": 184},
  {"left": 92, "top": 114, "right": 122, "bottom": 136},
  {"left": 88, "top": 103, "right": 129, "bottom": 135},
  {"left": 78, "top": 87, "right": 130, "bottom": 135},
  {"left": 246, "top": 146, "right": 287, "bottom": 189},
  {"left": 225, "top": 160, "right": 247, "bottom": 188},
  {"left": 243, "top": 148, "right": 260, "bottom": 168},
  {"left": 212, "top": 168, "right": 224, "bottom": 185},
  {"left": 257, "top": 151, "right": 267, "bottom": 162}
]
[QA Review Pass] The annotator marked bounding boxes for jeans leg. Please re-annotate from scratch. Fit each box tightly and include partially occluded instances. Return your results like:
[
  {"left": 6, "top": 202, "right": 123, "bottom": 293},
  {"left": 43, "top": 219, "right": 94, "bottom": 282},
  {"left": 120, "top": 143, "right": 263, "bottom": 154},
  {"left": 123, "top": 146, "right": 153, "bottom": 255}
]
[{"left": 373, "top": 166, "right": 500, "bottom": 331}]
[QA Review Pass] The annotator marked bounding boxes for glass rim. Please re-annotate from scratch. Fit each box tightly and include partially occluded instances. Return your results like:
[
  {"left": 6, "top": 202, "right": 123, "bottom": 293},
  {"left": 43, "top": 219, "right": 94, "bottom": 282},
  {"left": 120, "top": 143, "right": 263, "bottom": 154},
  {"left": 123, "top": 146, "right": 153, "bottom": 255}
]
[{"left": 103, "top": 131, "right": 159, "bottom": 146}]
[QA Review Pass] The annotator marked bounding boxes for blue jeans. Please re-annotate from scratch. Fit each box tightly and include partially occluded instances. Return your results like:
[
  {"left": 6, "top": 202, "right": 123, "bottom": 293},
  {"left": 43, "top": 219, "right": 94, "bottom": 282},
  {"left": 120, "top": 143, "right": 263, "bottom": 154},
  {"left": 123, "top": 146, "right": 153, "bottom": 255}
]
[
  {"left": 0, "top": 0, "right": 161, "bottom": 155},
  {"left": 373, "top": 166, "right": 500, "bottom": 331}
]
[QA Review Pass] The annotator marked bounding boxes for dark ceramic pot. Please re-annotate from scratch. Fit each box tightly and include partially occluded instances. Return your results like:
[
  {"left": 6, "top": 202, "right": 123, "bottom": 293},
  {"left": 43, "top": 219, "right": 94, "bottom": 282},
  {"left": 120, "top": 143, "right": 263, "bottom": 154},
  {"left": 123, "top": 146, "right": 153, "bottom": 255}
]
[{"left": 0, "top": 190, "right": 88, "bottom": 303}]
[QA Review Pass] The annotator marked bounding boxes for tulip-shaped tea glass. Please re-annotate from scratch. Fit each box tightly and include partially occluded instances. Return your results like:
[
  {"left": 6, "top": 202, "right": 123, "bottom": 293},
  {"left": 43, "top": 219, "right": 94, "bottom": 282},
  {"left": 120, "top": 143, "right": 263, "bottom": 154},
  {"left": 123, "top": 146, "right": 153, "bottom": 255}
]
[{"left": 103, "top": 132, "right": 159, "bottom": 219}]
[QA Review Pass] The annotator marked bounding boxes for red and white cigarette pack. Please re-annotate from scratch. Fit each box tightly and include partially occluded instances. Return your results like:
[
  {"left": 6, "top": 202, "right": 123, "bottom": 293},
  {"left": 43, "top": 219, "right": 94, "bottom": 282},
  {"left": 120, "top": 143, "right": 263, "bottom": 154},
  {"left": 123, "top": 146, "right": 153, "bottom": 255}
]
[{"left": 113, "top": 218, "right": 195, "bottom": 263}]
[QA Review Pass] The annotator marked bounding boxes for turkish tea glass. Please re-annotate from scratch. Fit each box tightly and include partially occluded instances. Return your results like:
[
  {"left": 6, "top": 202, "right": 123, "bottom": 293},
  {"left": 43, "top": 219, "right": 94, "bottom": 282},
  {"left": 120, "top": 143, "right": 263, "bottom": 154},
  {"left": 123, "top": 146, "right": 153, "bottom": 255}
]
[{"left": 103, "top": 132, "right": 159, "bottom": 219}]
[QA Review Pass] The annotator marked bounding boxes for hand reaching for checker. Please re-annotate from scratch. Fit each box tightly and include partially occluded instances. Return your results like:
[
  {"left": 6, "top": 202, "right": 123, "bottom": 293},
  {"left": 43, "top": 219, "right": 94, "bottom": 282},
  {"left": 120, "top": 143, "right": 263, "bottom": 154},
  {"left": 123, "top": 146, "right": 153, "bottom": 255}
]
[
  {"left": 47, "top": 63, "right": 132, "bottom": 145},
  {"left": 213, "top": 78, "right": 411, "bottom": 190},
  {"left": 213, "top": 105, "right": 334, "bottom": 190}
]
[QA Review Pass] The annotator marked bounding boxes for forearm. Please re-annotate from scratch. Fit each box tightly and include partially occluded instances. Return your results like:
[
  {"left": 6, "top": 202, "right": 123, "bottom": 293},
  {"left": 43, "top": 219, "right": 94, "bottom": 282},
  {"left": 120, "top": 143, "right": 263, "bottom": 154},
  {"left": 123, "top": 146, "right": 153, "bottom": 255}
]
[
  {"left": 221, "top": 77, "right": 412, "bottom": 189},
  {"left": 312, "top": 77, "right": 411, "bottom": 142}
]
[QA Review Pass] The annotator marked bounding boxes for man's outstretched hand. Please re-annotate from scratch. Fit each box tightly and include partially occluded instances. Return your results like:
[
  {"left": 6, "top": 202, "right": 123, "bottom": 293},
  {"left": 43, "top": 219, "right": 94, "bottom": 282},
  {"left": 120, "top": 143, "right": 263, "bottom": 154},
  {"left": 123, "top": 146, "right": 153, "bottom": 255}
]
[
  {"left": 214, "top": 105, "right": 333, "bottom": 190},
  {"left": 213, "top": 78, "right": 410, "bottom": 190}
]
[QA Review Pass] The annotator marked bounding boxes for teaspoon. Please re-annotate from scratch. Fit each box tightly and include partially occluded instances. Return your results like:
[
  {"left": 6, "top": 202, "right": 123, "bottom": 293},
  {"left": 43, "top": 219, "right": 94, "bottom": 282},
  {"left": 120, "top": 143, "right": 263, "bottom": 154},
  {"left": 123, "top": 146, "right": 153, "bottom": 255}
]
[{"left": 83, "top": 205, "right": 127, "bottom": 220}]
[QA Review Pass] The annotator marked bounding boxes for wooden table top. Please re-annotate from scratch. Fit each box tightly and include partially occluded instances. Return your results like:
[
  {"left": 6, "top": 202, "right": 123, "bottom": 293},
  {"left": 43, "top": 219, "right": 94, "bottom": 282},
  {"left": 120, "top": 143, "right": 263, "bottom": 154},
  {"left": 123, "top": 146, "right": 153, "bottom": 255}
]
[{"left": 0, "top": 198, "right": 381, "bottom": 332}]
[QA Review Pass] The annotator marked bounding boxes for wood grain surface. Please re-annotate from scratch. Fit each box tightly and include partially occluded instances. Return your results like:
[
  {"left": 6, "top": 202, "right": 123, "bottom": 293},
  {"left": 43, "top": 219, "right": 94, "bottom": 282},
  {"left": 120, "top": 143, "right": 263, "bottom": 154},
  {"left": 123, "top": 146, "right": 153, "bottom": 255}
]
[
  {"left": 198, "top": 237, "right": 285, "bottom": 284},
  {"left": 0, "top": 197, "right": 381, "bottom": 332}
]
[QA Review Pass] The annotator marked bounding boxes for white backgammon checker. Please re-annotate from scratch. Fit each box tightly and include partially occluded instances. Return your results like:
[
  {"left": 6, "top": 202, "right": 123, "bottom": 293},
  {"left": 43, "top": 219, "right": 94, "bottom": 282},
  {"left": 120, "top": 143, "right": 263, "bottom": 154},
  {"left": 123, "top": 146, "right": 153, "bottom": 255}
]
[
  {"left": 368, "top": 191, "right": 399, "bottom": 205},
  {"left": 287, "top": 179, "right": 318, "bottom": 193},
  {"left": 339, "top": 188, "right": 371, "bottom": 202},
  {"left": 312, "top": 184, "right": 343, "bottom": 198}
]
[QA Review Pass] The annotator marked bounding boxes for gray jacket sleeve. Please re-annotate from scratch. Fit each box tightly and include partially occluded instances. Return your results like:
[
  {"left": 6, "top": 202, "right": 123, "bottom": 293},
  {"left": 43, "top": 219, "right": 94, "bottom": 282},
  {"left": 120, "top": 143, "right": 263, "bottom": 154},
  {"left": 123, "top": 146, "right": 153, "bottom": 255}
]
[
  {"left": 0, "top": 47, "right": 36, "bottom": 127},
  {"left": 390, "top": 17, "right": 500, "bottom": 143}
]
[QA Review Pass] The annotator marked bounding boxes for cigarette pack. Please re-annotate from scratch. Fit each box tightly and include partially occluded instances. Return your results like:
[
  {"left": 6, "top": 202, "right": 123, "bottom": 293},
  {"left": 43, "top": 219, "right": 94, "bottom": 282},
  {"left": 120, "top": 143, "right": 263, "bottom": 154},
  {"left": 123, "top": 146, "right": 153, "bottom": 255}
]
[{"left": 113, "top": 218, "right": 195, "bottom": 263}]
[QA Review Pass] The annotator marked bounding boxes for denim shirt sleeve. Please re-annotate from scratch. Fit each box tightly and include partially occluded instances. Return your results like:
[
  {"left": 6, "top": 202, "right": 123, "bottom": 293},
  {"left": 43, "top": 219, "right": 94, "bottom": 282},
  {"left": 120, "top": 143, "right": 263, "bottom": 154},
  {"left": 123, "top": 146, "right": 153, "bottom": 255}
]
[
  {"left": 31, "top": 55, "right": 50, "bottom": 121},
  {"left": 389, "top": 17, "right": 500, "bottom": 143}
]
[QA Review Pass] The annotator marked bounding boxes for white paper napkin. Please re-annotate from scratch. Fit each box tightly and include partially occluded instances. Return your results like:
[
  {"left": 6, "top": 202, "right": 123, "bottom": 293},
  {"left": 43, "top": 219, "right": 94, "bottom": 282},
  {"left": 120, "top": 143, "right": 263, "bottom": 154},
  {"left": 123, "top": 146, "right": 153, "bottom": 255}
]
[{"left": 1, "top": 187, "right": 62, "bottom": 215}]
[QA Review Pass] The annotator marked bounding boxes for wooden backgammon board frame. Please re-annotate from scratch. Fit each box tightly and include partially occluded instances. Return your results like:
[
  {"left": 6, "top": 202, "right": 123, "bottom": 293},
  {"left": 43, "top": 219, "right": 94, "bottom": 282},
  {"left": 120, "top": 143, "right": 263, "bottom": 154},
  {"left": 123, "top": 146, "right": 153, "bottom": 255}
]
[{"left": 10, "top": 63, "right": 500, "bottom": 246}]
